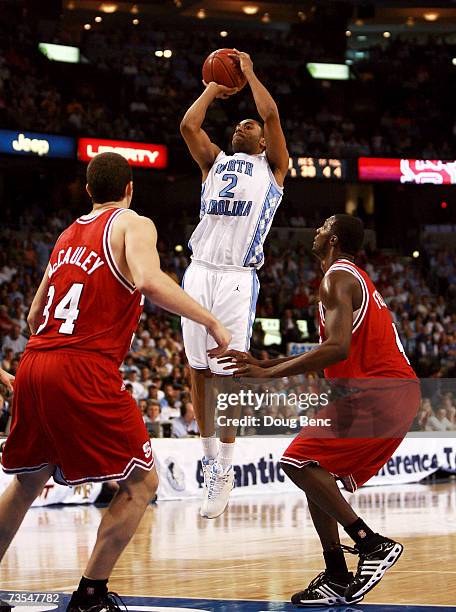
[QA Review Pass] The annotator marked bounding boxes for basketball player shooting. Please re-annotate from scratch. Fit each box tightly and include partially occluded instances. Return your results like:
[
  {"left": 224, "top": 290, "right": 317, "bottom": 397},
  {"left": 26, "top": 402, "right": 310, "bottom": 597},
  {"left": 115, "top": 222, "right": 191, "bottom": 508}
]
[
  {"left": 220, "top": 215, "right": 420, "bottom": 605},
  {"left": 180, "top": 49, "right": 289, "bottom": 519},
  {"left": 0, "top": 153, "right": 231, "bottom": 612}
]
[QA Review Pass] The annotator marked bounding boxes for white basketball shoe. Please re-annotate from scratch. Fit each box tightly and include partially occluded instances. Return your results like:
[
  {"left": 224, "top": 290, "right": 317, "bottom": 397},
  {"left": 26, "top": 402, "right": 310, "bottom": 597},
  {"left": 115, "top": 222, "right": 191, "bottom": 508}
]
[{"left": 200, "top": 461, "right": 234, "bottom": 519}]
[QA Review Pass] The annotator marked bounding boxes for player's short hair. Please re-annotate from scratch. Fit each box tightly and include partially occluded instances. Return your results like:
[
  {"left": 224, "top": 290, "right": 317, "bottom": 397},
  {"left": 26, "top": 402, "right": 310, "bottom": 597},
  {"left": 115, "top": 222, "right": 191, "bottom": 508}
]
[
  {"left": 331, "top": 214, "right": 364, "bottom": 255},
  {"left": 86, "top": 152, "right": 132, "bottom": 204}
]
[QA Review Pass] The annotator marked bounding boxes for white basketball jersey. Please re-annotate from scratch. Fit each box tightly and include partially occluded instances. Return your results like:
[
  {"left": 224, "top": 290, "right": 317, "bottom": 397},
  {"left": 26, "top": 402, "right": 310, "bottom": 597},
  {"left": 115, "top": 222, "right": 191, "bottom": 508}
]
[{"left": 188, "top": 151, "right": 283, "bottom": 269}]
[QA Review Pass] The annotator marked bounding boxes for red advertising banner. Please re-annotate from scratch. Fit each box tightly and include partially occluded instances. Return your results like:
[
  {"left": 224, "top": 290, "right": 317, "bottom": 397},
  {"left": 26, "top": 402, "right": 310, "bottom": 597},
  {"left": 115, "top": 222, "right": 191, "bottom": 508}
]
[
  {"left": 78, "top": 138, "right": 168, "bottom": 169},
  {"left": 359, "top": 157, "right": 456, "bottom": 184}
]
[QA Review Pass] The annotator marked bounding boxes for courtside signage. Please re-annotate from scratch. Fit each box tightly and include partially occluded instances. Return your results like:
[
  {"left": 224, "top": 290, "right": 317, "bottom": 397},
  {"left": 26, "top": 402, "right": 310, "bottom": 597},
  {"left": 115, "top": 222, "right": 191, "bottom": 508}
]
[
  {"left": 359, "top": 157, "right": 456, "bottom": 184},
  {"left": 78, "top": 138, "right": 168, "bottom": 169},
  {"left": 0, "top": 130, "right": 76, "bottom": 159}
]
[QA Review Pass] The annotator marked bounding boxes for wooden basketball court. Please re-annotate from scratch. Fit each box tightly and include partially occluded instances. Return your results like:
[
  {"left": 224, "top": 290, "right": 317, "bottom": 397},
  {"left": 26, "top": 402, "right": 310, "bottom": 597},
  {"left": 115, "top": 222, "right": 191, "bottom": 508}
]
[{"left": 1, "top": 481, "right": 455, "bottom": 610}]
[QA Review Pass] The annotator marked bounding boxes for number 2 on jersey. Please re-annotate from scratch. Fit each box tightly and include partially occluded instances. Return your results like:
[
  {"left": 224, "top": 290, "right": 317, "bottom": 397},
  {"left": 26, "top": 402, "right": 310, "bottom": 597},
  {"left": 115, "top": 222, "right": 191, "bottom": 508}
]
[
  {"left": 218, "top": 173, "right": 238, "bottom": 198},
  {"left": 36, "top": 283, "right": 84, "bottom": 335}
]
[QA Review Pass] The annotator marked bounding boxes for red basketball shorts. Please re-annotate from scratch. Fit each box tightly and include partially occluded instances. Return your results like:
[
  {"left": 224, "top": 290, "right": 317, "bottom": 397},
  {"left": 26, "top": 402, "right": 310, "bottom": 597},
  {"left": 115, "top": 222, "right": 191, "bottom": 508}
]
[
  {"left": 281, "top": 379, "right": 420, "bottom": 492},
  {"left": 2, "top": 349, "right": 154, "bottom": 485}
]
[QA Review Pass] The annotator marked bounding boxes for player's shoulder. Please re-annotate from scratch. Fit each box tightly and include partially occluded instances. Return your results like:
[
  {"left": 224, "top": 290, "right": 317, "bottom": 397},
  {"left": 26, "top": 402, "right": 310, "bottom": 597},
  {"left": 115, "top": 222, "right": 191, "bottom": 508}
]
[
  {"left": 114, "top": 210, "right": 156, "bottom": 235},
  {"left": 321, "top": 267, "right": 360, "bottom": 299}
]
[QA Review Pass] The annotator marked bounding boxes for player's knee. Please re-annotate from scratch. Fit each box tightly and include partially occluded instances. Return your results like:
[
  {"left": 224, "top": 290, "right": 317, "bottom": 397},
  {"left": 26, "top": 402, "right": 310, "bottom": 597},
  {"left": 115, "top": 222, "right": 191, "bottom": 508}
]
[
  {"left": 279, "top": 460, "right": 300, "bottom": 482},
  {"left": 119, "top": 467, "right": 158, "bottom": 504},
  {"left": 15, "top": 465, "right": 54, "bottom": 501}
]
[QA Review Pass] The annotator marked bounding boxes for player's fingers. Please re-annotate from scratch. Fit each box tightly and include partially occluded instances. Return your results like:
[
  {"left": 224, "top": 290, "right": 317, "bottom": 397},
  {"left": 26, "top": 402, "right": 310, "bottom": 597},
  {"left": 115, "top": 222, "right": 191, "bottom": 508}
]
[
  {"left": 207, "top": 345, "right": 229, "bottom": 358},
  {"left": 232, "top": 365, "right": 249, "bottom": 375}
]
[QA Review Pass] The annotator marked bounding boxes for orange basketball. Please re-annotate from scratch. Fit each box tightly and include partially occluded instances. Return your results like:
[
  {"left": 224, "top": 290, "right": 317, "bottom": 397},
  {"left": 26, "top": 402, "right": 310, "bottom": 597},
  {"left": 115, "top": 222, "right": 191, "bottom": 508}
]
[{"left": 202, "top": 49, "right": 247, "bottom": 90}]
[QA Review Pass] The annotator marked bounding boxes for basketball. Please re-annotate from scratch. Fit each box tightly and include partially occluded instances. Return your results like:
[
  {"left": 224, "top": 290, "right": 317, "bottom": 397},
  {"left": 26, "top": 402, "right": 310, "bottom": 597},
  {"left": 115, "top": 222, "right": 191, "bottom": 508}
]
[{"left": 202, "top": 48, "right": 247, "bottom": 89}]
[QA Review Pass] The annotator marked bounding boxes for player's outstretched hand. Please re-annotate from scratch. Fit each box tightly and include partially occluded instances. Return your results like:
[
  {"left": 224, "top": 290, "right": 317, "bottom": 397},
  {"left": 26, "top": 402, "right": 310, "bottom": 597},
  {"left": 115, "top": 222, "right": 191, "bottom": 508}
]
[
  {"left": 218, "top": 349, "right": 259, "bottom": 369},
  {"left": 218, "top": 350, "right": 268, "bottom": 378},
  {"left": 229, "top": 49, "right": 254, "bottom": 76},
  {"left": 207, "top": 321, "right": 232, "bottom": 358},
  {"left": 203, "top": 81, "right": 239, "bottom": 99},
  {"left": 0, "top": 368, "right": 14, "bottom": 394}
]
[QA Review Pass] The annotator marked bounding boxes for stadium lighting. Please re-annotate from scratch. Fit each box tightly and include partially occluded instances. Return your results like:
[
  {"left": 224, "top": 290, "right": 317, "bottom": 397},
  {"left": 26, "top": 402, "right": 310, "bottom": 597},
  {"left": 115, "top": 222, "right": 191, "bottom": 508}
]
[
  {"left": 155, "top": 50, "right": 164, "bottom": 57},
  {"left": 100, "top": 3, "right": 118, "bottom": 13},
  {"left": 345, "top": 30, "right": 352, "bottom": 37},
  {"left": 423, "top": 12, "right": 439, "bottom": 21},
  {"left": 175, "top": 245, "right": 183, "bottom": 253},
  {"left": 383, "top": 31, "right": 391, "bottom": 39},
  {"left": 132, "top": 18, "right": 139, "bottom": 25},
  {"left": 163, "top": 49, "right": 172, "bottom": 58},
  {"left": 412, "top": 251, "right": 420, "bottom": 259},
  {"left": 307, "top": 63, "right": 349, "bottom": 81},
  {"left": 242, "top": 5, "right": 259, "bottom": 15},
  {"left": 38, "top": 42, "right": 80, "bottom": 63},
  {"left": 196, "top": 8, "right": 206, "bottom": 19},
  {"left": 261, "top": 13, "right": 271, "bottom": 23},
  {"left": 94, "top": 16, "right": 102, "bottom": 22},
  {"left": 84, "top": 23, "right": 92, "bottom": 30},
  {"left": 452, "top": 58, "right": 456, "bottom": 66},
  {"left": 131, "top": 4, "right": 139, "bottom": 14},
  {"left": 219, "top": 31, "right": 228, "bottom": 37},
  {"left": 297, "top": 11, "right": 306, "bottom": 21}
]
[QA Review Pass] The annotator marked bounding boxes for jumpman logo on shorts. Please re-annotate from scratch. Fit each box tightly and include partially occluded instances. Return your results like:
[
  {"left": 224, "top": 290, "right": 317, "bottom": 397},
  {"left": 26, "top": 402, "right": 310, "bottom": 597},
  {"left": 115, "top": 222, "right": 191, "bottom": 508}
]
[{"left": 234, "top": 285, "right": 240, "bottom": 292}]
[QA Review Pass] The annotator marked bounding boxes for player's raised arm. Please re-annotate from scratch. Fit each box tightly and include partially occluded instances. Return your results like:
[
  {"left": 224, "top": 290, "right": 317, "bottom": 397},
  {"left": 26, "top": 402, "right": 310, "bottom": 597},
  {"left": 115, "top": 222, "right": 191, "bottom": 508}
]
[
  {"left": 27, "top": 263, "right": 51, "bottom": 334},
  {"left": 180, "top": 83, "right": 237, "bottom": 178},
  {"left": 233, "top": 49, "right": 289, "bottom": 186},
  {"left": 124, "top": 214, "right": 231, "bottom": 355}
]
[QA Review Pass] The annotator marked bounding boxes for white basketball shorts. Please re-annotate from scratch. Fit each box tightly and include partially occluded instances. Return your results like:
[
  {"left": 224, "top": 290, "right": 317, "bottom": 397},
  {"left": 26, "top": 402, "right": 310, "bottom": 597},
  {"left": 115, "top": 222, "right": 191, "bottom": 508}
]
[{"left": 181, "top": 259, "right": 260, "bottom": 375}]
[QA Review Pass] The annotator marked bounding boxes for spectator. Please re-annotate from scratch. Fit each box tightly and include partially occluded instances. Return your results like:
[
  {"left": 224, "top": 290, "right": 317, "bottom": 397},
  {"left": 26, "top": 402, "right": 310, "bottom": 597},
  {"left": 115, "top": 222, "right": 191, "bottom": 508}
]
[
  {"left": 426, "top": 407, "right": 454, "bottom": 432},
  {"left": 1, "top": 323, "right": 27, "bottom": 355},
  {"left": 171, "top": 401, "right": 199, "bottom": 438}
]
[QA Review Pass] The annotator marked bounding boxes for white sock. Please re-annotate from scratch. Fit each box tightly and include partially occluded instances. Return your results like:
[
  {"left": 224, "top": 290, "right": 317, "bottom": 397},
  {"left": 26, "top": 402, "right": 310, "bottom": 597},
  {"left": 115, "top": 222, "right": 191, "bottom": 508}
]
[
  {"left": 218, "top": 441, "right": 235, "bottom": 469},
  {"left": 201, "top": 435, "right": 218, "bottom": 461}
]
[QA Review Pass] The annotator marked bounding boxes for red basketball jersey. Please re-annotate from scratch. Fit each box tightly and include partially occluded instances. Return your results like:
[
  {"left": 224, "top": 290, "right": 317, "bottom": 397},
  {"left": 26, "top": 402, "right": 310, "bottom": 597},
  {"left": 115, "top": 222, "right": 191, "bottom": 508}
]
[
  {"left": 27, "top": 208, "right": 143, "bottom": 365},
  {"left": 318, "top": 258, "right": 416, "bottom": 379}
]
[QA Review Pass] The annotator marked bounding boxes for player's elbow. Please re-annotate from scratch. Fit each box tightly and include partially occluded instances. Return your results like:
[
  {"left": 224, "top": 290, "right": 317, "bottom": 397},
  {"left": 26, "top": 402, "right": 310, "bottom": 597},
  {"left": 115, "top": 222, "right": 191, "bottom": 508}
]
[
  {"left": 180, "top": 118, "right": 197, "bottom": 135},
  {"left": 262, "top": 106, "right": 279, "bottom": 123},
  {"left": 333, "top": 344, "right": 350, "bottom": 362}
]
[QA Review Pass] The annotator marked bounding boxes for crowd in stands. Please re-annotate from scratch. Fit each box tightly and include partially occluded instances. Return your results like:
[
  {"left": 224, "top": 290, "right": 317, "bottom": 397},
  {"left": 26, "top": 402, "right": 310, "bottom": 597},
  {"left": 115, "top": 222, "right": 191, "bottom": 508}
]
[
  {"left": 1, "top": 9, "right": 456, "bottom": 160},
  {"left": 0, "top": 218, "right": 455, "bottom": 436}
]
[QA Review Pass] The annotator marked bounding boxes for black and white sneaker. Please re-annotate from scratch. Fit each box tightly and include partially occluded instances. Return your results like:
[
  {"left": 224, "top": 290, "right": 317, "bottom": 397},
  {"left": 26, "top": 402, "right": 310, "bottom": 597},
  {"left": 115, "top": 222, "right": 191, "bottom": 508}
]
[
  {"left": 66, "top": 591, "right": 126, "bottom": 612},
  {"left": 344, "top": 537, "right": 403, "bottom": 602},
  {"left": 291, "top": 571, "right": 363, "bottom": 606},
  {"left": 0, "top": 600, "right": 13, "bottom": 612}
]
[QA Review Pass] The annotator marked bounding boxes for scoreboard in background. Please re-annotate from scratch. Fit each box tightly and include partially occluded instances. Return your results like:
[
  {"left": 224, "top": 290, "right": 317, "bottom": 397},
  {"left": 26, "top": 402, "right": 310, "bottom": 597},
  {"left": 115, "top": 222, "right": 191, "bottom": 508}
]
[
  {"left": 359, "top": 157, "right": 456, "bottom": 184},
  {"left": 288, "top": 157, "right": 347, "bottom": 180}
]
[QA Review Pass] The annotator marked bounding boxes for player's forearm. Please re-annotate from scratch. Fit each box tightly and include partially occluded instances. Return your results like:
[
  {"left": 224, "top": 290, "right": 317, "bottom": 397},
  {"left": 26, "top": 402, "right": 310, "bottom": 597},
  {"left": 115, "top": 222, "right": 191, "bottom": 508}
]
[
  {"left": 180, "top": 86, "right": 218, "bottom": 130},
  {"left": 258, "top": 355, "right": 296, "bottom": 367},
  {"left": 140, "top": 271, "right": 217, "bottom": 328},
  {"left": 265, "top": 343, "right": 348, "bottom": 378},
  {"left": 244, "top": 69, "right": 279, "bottom": 121}
]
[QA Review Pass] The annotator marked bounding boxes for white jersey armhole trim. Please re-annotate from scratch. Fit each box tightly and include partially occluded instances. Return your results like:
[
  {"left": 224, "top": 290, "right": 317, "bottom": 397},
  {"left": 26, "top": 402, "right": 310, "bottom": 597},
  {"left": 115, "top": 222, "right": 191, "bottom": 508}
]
[
  {"left": 103, "top": 208, "right": 136, "bottom": 294},
  {"left": 325, "top": 264, "right": 370, "bottom": 333}
]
